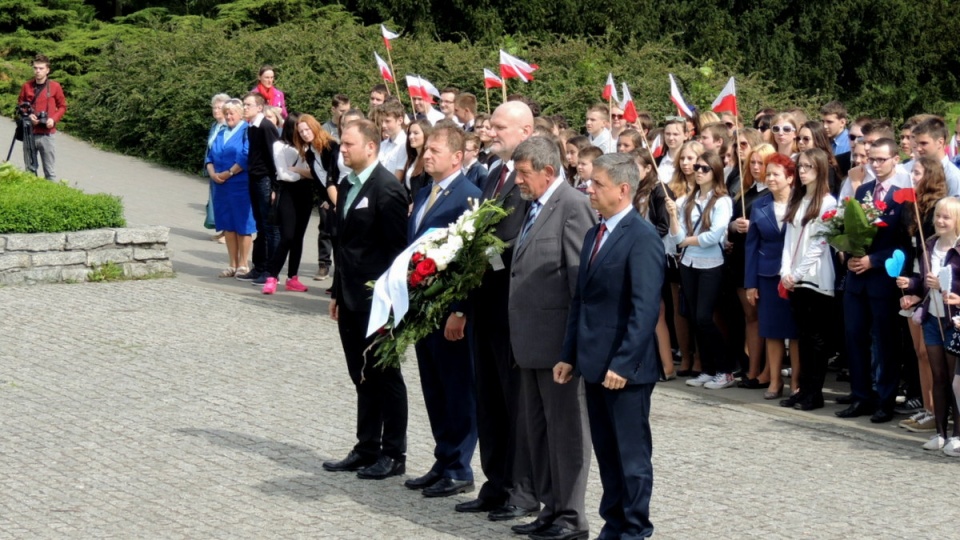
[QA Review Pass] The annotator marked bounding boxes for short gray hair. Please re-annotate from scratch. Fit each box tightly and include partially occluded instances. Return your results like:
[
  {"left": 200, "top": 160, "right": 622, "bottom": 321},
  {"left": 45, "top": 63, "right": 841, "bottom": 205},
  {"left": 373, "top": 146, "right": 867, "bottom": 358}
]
[
  {"left": 512, "top": 136, "right": 562, "bottom": 176},
  {"left": 211, "top": 93, "right": 231, "bottom": 107},
  {"left": 593, "top": 153, "right": 640, "bottom": 193}
]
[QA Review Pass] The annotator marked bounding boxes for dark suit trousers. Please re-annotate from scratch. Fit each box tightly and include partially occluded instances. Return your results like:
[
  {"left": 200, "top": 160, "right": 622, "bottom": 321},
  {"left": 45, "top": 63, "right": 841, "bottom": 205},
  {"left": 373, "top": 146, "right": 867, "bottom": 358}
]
[
  {"left": 843, "top": 290, "right": 902, "bottom": 410},
  {"left": 414, "top": 328, "right": 478, "bottom": 480},
  {"left": 473, "top": 315, "right": 536, "bottom": 508},
  {"left": 519, "top": 368, "right": 590, "bottom": 531},
  {"left": 791, "top": 288, "right": 834, "bottom": 398},
  {"left": 337, "top": 306, "right": 408, "bottom": 461},
  {"left": 250, "top": 175, "right": 280, "bottom": 272},
  {"left": 585, "top": 382, "right": 655, "bottom": 540}
]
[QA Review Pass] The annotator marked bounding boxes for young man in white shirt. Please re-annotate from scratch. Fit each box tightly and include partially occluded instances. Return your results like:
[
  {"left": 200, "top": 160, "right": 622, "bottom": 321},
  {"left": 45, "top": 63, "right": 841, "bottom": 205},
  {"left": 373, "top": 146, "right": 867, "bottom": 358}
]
[
  {"left": 585, "top": 103, "right": 615, "bottom": 154},
  {"left": 378, "top": 100, "right": 408, "bottom": 180},
  {"left": 454, "top": 93, "right": 478, "bottom": 132},
  {"left": 912, "top": 116, "right": 960, "bottom": 196}
]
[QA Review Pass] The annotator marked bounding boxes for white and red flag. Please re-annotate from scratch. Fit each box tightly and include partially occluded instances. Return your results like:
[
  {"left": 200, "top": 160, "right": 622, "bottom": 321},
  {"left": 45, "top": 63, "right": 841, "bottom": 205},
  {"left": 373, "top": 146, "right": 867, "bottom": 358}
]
[
  {"left": 711, "top": 77, "right": 738, "bottom": 116},
  {"left": 484, "top": 68, "right": 503, "bottom": 89},
  {"left": 602, "top": 73, "right": 618, "bottom": 102},
  {"left": 374, "top": 52, "right": 394, "bottom": 83},
  {"left": 948, "top": 135, "right": 958, "bottom": 159},
  {"left": 620, "top": 82, "right": 638, "bottom": 124},
  {"left": 668, "top": 73, "right": 694, "bottom": 118},
  {"left": 381, "top": 24, "right": 399, "bottom": 50},
  {"left": 499, "top": 50, "right": 538, "bottom": 82},
  {"left": 649, "top": 134, "right": 663, "bottom": 159},
  {"left": 405, "top": 75, "right": 440, "bottom": 103}
]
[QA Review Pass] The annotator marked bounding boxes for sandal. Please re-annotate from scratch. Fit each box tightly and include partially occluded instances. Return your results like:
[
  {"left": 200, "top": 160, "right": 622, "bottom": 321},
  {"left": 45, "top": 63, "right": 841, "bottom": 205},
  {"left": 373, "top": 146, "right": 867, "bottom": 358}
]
[{"left": 219, "top": 267, "right": 236, "bottom": 278}]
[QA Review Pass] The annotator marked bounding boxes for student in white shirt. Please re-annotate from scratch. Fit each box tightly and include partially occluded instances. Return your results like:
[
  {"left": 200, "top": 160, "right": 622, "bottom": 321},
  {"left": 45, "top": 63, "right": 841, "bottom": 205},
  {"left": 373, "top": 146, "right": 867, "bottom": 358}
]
[
  {"left": 377, "top": 100, "right": 408, "bottom": 180},
  {"left": 585, "top": 103, "right": 616, "bottom": 154}
]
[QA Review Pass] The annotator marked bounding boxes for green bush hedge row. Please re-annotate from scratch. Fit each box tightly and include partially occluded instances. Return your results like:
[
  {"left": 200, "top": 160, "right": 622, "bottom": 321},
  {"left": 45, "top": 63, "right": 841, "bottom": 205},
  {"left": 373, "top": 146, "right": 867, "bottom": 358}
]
[{"left": 0, "top": 163, "right": 125, "bottom": 234}]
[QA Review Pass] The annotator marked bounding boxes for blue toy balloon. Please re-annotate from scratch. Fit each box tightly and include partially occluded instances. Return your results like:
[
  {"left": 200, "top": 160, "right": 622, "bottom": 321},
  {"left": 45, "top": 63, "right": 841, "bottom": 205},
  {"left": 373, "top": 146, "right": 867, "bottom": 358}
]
[{"left": 884, "top": 249, "right": 906, "bottom": 278}]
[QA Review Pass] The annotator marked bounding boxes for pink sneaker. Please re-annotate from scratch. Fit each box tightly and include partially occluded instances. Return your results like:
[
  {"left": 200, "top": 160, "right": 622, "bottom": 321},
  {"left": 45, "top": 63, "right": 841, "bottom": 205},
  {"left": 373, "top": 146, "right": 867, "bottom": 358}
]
[
  {"left": 285, "top": 276, "right": 308, "bottom": 292},
  {"left": 262, "top": 277, "right": 278, "bottom": 295}
]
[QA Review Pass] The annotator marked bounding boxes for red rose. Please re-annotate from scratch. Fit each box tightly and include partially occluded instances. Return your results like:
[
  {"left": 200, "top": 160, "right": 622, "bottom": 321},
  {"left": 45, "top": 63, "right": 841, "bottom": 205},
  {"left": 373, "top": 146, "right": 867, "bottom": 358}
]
[
  {"left": 412, "top": 252, "right": 424, "bottom": 263},
  {"left": 822, "top": 210, "right": 837, "bottom": 220},
  {"left": 875, "top": 200, "right": 887, "bottom": 211},
  {"left": 876, "top": 221, "right": 888, "bottom": 228},
  {"left": 416, "top": 258, "right": 437, "bottom": 276},
  {"left": 409, "top": 272, "right": 424, "bottom": 287}
]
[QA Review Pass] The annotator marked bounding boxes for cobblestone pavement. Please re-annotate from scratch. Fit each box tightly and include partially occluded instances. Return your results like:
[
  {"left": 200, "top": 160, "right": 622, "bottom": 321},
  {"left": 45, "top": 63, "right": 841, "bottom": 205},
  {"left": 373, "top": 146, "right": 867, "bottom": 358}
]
[{"left": 1, "top": 280, "right": 957, "bottom": 539}]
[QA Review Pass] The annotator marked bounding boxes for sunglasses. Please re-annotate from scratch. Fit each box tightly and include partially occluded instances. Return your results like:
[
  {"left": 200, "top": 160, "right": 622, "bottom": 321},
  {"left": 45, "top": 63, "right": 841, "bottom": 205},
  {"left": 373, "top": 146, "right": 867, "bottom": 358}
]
[
  {"left": 724, "top": 122, "right": 735, "bottom": 129},
  {"left": 849, "top": 133, "right": 860, "bottom": 141},
  {"left": 771, "top": 125, "right": 795, "bottom": 134},
  {"left": 692, "top": 164, "right": 711, "bottom": 173},
  {"left": 612, "top": 114, "right": 624, "bottom": 120},
  {"left": 798, "top": 136, "right": 813, "bottom": 143}
]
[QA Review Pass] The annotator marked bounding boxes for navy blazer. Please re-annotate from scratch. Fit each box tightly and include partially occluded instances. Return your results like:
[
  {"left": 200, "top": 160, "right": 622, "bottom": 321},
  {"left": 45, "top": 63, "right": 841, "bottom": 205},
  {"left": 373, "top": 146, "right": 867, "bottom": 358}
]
[
  {"left": 846, "top": 180, "right": 911, "bottom": 297},
  {"left": 561, "top": 210, "right": 665, "bottom": 385},
  {"left": 744, "top": 193, "right": 787, "bottom": 289},
  {"left": 410, "top": 173, "right": 482, "bottom": 240}
]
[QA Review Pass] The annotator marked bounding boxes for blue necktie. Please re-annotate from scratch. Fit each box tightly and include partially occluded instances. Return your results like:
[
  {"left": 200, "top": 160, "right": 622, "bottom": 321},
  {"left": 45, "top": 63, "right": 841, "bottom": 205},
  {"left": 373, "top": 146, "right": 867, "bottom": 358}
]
[{"left": 518, "top": 201, "right": 542, "bottom": 247}]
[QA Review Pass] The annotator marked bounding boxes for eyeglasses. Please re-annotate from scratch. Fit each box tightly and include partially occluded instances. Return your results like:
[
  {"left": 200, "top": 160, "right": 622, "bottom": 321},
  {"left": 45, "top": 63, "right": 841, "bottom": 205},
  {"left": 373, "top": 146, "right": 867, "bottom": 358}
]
[
  {"left": 692, "top": 164, "right": 711, "bottom": 173},
  {"left": 867, "top": 156, "right": 895, "bottom": 165},
  {"left": 797, "top": 163, "right": 815, "bottom": 171},
  {"left": 612, "top": 114, "right": 624, "bottom": 120},
  {"left": 849, "top": 133, "right": 859, "bottom": 141},
  {"left": 739, "top": 141, "right": 750, "bottom": 149},
  {"left": 798, "top": 136, "right": 813, "bottom": 144},
  {"left": 771, "top": 125, "right": 795, "bottom": 134}
]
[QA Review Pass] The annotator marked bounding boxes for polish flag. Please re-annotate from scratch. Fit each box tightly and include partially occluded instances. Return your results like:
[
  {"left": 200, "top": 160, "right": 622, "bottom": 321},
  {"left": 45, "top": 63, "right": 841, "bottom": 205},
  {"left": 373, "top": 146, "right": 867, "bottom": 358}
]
[
  {"left": 711, "top": 77, "right": 738, "bottom": 116},
  {"left": 649, "top": 134, "right": 663, "bottom": 159},
  {"left": 374, "top": 52, "right": 393, "bottom": 83},
  {"left": 668, "top": 73, "right": 694, "bottom": 118},
  {"left": 499, "top": 50, "right": 538, "bottom": 82},
  {"left": 484, "top": 68, "right": 503, "bottom": 89},
  {"left": 948, "top": 135, "right": 958, "bottom": 159},
  {"left": 405, "top": 75, "right": 440, "bottom": 103},
  {"left": 620, "top": 82, "right": 637, "bottom": 124},
  {"left": 602, "top": 73, "right": 618, "bottom": 102},
  {"left": 381, "top": 24, "right": 400, "bottom": 50}
]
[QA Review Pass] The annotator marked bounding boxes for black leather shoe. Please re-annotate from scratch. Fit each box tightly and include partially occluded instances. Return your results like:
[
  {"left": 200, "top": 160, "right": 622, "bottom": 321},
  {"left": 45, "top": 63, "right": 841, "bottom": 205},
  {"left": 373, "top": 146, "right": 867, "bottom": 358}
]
[
  {"left": 870, "top": 409, "right": 895, "bottom": 423},
  {"left": 423, "top": 477, "right": 474, "bottom": 498},
  {"left": 356, "top": 455, "right": 405, "bottom": 479},
  {"left": 779, "top": 391, "right": 804, "bottom": 408},
  {"left": 455, "top": 498, "right": 503, "bottom": 513},
  {"left": 835, "top": 393, "right": 855, "bottom": 405},
  {"left": 529, "top": 524, "right": 589, "bottom": 540},
  {"left": 835, "top": 401, "right": 876, "bottom": 418},
  {"left": 488, "top": 504, "right": 538, "bottom": 521},
  {"left": 737, "top": 377, "right": 764, "bottom": 389},
  {"left": 511, "top": 520, "right": 550, "bottom": 535},
  {"left": 322, "top": 451, "right": 375, "bottom": 472},
  {"left": 796, "top": 393, "right": 825, "bottom": 411},
  {"left": 404, "top": 470, "right": 442, "bottom": 490}
]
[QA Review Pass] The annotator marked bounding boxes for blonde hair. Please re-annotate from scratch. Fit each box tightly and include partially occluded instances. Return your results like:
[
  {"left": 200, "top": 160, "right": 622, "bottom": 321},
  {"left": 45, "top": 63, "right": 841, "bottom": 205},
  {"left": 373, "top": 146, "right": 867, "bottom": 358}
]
[
  {"left": 668, "top": 140, "right": 704, "bottom": 199},
  {"left": 771, "top": 112, "right": 799, "bottom": 154},
  {"left": 934, "top": 197, "right": 960, "bottom": 238}
]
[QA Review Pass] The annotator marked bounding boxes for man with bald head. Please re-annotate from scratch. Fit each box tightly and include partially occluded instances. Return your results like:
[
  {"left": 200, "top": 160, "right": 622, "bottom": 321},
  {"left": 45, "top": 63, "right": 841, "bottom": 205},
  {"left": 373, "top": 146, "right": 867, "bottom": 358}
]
[{"left": 454, "top": 101, "right": 539, "bottom": 521}]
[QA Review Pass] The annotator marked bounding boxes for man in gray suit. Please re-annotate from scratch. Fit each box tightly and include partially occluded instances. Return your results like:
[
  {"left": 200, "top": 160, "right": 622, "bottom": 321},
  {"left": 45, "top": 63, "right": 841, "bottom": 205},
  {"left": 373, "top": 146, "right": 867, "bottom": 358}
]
[{"left": 507, "top": 136, "right": 597, "bottom": 540}]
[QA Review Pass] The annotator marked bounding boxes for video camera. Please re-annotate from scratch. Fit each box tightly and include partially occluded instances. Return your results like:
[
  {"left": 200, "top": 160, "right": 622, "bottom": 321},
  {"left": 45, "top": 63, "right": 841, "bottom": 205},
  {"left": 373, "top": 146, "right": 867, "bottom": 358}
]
[{"left": 17, "top": 103, "right": 46, "bottom": 123}]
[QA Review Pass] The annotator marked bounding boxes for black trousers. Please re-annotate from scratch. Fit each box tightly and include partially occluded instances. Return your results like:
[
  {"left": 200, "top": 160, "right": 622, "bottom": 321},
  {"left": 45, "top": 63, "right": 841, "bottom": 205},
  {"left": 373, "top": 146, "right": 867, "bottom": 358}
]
[
  {"left": 791, "top": 287, "right": 834, "bottom": 397},
  {"left": 336, "top": 306, "right": 408, "bottom": 461},
  {"left": 249, "top": 175, "right": 280, "bottom": 272},
  {"left": 266, "top": 179, "right": 314, "bottom": 279},
  {"left": 679, "top": 264, "right": 730, "bottom": 374}
]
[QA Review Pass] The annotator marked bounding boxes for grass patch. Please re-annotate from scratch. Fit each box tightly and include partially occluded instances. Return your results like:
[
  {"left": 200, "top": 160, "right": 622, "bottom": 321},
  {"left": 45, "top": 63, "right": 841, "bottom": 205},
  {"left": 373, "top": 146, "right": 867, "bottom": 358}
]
[{"left": 0, "top": 163, "right": 125, "bottom": 234}]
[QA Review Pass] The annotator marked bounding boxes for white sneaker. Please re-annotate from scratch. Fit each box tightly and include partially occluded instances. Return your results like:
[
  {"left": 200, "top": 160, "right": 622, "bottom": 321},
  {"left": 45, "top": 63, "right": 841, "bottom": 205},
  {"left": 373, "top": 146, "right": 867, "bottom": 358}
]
[
  {"left": 704, "top": 372, "right": 736, "bottom": 390},
  {"left": 686, "top": 372, "right": 713, "bottom": 387},
  {"left": 943, "top": 437, "right": 960, "bottom": 457},
  {"left": 781, "top": 367, "right": 793, "bottom": 378},
  {"left": 922, "top": 434, "right": 946, "bottom": 451}
]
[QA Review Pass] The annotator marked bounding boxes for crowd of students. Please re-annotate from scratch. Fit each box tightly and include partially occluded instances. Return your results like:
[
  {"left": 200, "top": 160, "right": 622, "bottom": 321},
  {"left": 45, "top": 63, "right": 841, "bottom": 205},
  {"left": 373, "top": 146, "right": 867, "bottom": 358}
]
[{"left": 202, "top": 64, "right": 960, "bottom": 458}]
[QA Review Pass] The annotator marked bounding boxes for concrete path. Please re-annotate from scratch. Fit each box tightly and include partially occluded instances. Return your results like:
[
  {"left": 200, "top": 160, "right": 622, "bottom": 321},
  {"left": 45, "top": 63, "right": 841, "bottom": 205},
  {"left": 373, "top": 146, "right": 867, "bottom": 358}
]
[{"left": 1, "top": 121, "right": 957, "bottom": 538}]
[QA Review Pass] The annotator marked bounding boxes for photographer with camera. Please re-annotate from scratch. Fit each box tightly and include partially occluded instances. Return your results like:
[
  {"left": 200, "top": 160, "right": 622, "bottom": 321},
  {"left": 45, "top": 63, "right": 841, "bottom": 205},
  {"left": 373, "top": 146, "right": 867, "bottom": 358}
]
[{"left": 16, "top": 54, "right": 67, "bottom": 181}]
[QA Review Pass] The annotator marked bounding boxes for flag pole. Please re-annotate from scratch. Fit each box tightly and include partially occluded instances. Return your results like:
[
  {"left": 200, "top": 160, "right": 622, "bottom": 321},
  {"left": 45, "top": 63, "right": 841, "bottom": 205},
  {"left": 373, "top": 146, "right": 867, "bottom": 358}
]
[
  {"left": 736, "top": 113, "right": 748, "bottom": 219},
  {"left": 485, "top": 86, "right": 491, "bottom": 115},
  {"left": 502, "top": 76, "right": 507, "bottom": 103},
  {"left": 384, "top": 46, "right": 406, "bottom": 116},
  {"left": 608, "top": 96, "right": 613, "bottom": 130}
]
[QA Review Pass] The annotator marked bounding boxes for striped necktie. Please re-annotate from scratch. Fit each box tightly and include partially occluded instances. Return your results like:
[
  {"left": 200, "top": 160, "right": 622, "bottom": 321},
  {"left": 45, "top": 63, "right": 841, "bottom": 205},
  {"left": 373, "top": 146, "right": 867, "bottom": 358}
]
[{"left": 518, "top": 201, "right": 542, "bottom": 247}]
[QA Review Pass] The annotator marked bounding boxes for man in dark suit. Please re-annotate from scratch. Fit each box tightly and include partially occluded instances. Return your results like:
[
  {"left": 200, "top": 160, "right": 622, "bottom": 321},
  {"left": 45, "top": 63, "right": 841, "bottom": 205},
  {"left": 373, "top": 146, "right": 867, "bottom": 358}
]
[
  {"left": 837, "top": 137, "right": 911, "bottom": 423},
  {"left": 323, "top": 119, "right": 409, "bottom": 480},
  {"left": 508, "top": 137, "right": 596, "bottom": 540},
  {"left": 558, "top": 154, "right": 665, "bottom": 540},
  {"left": 455, "top": 101, "right": 539, "bottom": 521},
  {"left": 403, "top": 125, "right": 482, "bottom": 498},
  {"left": 237, "top": 92, "right": 280, "bottom": 283}
]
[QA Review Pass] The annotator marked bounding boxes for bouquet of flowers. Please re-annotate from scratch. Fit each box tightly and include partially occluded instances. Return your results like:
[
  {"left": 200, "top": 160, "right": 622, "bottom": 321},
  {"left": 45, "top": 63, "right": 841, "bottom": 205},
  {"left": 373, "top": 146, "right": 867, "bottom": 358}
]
[
  {"left": 365, "top": 199, "right": 509, "bottom": 369},
  {"left": 817, "top": 193, "right": 888, "bottom": 257}
]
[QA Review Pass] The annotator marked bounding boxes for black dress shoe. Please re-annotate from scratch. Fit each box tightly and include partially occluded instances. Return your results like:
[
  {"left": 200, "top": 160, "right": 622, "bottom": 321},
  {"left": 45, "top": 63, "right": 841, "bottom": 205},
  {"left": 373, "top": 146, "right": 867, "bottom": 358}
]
[
  {"left": 737, "top": 377, "right": 764, "bottom": 389},
  {"left": 779, "top": 391, "right": 804, "bottom": 408},
  {"left": 455, "top": 497, "right": 503, "bottom": 513},
  {"left": 488, "top": 504, "right": 538, "bottom": 521},
  {"left": 835, "top": 401, "right": 876, "bottom": 418},
  {"left": 870, "top": 409, "right": 895, "bottom": 423},
  {"left": 322, "top": 451, "right": 375, "bottom": 472},
  {"left": 529, "top": 524, "right": 589, "bottom": 540},
  {"left": 511, "top": 520, "right": 551, "bottom": 535},
  {"left": 404, "top": 470, "right": 442, "bottom": 490},
  {"left": 356, "top": 455, "right": 405, "bottom": 479},
  {"left": 423, "top": 477, "right": 474, "bottom": 498},
  {"left": 835, "top": 393, "right": 855, "bottom": 405},
  {"left": 795, "top": 393, "right": 824, "bottom": 411}
]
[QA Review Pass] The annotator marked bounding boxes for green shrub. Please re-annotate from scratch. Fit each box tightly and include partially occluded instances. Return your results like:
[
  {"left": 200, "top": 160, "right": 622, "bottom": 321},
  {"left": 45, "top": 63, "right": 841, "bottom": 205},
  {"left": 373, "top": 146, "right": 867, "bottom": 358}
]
[{"left": 0, "top": 163, "right": 126, "bottom": 233}]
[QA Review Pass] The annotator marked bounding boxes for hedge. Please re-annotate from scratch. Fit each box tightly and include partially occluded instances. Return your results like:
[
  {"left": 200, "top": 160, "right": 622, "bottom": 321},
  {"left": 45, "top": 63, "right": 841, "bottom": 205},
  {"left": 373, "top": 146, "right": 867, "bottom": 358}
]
[{"left": 0, "top": 163, "right": 126, "bottom": 233}]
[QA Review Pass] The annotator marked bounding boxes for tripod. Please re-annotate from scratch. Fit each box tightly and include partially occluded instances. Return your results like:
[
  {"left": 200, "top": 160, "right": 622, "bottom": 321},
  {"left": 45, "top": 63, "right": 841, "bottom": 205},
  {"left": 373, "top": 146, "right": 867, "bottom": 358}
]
[{"left": 5, "top": 116, "right": 35, "bottom": 167}]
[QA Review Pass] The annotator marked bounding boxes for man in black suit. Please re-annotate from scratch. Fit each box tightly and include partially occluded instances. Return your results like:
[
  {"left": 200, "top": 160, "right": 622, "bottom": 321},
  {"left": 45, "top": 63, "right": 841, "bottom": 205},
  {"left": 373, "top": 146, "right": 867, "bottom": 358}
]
[
  {"left": 323, "top": 119, "right": 409, "bottom": 480},
  {"left": 402, "top": 126, "right": 482, "bottom": 498},
  {"left": 557, "top": 154, "right": 665, "bottom": 540},
  {"left": 237, "top": 92, "right": 280, "bottom": 283},
  {"left": 455, "top": 101, "right": 539, "bottom": 521}
]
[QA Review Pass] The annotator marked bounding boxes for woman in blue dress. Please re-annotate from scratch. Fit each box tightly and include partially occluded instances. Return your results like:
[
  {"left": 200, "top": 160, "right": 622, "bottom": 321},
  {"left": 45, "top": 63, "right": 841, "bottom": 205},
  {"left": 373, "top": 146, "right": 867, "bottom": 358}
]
[{"left": 205, "top": 99, "right": 256, "bottom": 277}]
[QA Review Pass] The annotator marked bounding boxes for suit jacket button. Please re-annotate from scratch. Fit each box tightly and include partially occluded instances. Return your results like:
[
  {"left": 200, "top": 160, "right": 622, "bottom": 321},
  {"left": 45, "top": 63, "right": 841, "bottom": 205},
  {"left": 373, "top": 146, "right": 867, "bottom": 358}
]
[{"left": 511, "top": 273, "right": 515, "bottom": 278}]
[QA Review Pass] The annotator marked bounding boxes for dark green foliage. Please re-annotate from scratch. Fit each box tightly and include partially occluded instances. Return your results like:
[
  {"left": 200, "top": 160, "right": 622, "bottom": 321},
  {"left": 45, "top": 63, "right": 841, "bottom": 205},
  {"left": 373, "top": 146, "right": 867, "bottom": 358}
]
[{"left": 0, "top": 163, "right": 126, "bottom": 233}]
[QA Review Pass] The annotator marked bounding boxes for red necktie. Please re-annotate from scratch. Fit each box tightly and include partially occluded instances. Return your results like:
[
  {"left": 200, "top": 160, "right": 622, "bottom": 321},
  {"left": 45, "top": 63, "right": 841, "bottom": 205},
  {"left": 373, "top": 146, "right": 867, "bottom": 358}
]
[
  {"left": 493, "top": 165, "right": 508, "bottom": 197},
  {"left": 589, "top": 224, "right": 607, "bottom": 265}
]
